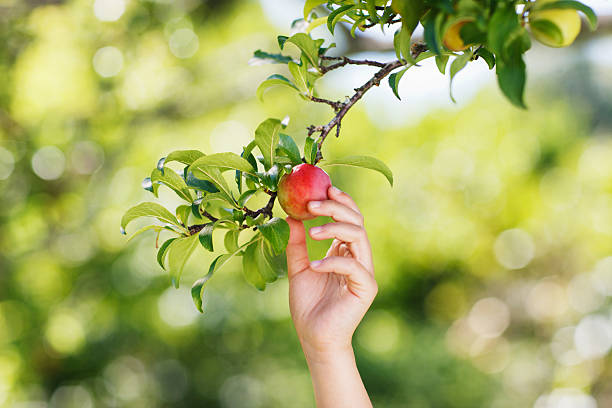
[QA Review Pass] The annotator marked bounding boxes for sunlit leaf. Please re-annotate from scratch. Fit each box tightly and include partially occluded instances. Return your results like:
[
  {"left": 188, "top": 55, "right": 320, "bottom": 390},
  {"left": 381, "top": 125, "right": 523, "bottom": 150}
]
[
  {"left": 258, "top": 217, "right": 290, "bottom": 255},
  {"left": 321, "top": 155, "right": 393, "bottom": 186},
  {"left": 254, "top": 118, "right": 282, "bottom": 170},
  {"left": 167, "top": 233, "right": 200, "bottom": 288},
  {"left": 121, "top": 202, "right": 182, "bottom": 233},
  {"left": 191, "top": 152, "right": 256, "bottom": 175},
  {"left": 256, "top": 74, "right": 300, "bottom": 101}
]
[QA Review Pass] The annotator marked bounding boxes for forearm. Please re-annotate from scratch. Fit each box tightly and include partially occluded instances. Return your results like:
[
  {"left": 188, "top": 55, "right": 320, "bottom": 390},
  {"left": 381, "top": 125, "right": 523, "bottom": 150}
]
[{"left": 302, "top": 344, "right": 373, "bottom": 408}]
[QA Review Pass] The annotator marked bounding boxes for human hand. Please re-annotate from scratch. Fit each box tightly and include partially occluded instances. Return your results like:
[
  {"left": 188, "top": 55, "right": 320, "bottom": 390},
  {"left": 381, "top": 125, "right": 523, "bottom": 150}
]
[{"left": 286, "top": 186, "right": 378, "bottom": 358}]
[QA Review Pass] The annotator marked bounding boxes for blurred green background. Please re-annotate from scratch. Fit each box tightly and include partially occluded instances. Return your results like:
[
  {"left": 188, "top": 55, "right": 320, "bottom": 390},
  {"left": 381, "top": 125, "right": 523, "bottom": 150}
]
[{"left": 1, "top": 0, "right": 612, "bottom": 407}]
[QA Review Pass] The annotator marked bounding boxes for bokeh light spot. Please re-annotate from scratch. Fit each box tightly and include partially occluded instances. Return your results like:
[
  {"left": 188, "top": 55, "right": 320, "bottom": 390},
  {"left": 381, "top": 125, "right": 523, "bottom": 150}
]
[
  {"left": 31, "top": 146, "right": 66, "bottom": 180},
  {"left": 534, "top": 388, "right": 597, "bottom": 408},
  {"left": 219, "top": 375, "right": 264, "bottom": 408},
  {"left": 591, "top": 256, "right": 612, "bottom": 296},
  {"left": 169, "top": 28, "right": 199, "bottom": 59},
  {"left": 93, "top": 46, "right": 124, "bottom": 78},
  {"left": 157, "top": 287, "right": 199, "bottom": 328},
  {"left": 0, "top": 147, "right": 15, "bottom": 180},
  {"left": 574, "top": 315, "right": 612, "bottom": 360},
  {"left": 467, "top": 297, "right": 510, "bottom": 339},
  {"left": 93, "top": 0, "right": 126, "bottom": 22},
  {"left": 357, "top": 310, "right": 403, "bottom": 355},
  {"left": 50, "top": 385, "right": 93, "bottom": 408},
  {"left": 525, "top": 280, "right": 567, "bottom": 321},
  {"left": 494, "top": 228, "right": 535, "bottom": 270},
  {"left": 103, "top": 356, "right": 147, "bottom": 401},
  {"left": 45, "top": 312, "right": 86, "bottom": 355}
]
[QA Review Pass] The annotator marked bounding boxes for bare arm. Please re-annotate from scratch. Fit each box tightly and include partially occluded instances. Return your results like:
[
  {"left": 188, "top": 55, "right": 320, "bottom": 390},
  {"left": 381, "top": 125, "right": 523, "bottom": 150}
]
[{"left": 286, "top": 186, "right": 377, "bottom": 408}]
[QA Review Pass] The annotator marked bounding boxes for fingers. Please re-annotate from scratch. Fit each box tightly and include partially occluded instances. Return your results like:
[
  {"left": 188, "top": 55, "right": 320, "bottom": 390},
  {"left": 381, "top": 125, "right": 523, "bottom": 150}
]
[
  {"left": 328, "top": 186, "right": 360, "bottom": 213},
  {"left": 309, "top": 222, "right": 373, "bottom": 271},
  {"left": 310, "top": 256, "right": 378, "bottom": 300},
  {"left": 285, "top": 217, "right": 309, "bottom": 277},
  {"left": 307, "top": 199, "right": 363, "bottom": 226}
]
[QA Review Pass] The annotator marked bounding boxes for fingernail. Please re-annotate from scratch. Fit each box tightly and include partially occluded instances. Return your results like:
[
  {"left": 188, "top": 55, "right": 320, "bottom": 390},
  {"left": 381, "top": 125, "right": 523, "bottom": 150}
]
[
  {"left": 310, "top": 260, "right": 322, "bottom": 268},
  {"left": 308, "top": 201, "right": 321, "bottom": 209},
  {"left": 310, "top": 226, "right": 322, "bottom": 235},
  {"left": 330, "top": 186, "right": 342, "bottom": 195}
]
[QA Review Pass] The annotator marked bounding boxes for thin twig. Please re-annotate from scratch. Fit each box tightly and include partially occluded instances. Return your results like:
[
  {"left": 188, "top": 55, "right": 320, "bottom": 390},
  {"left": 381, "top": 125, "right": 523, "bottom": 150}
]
[
  {"left": 312, "top": 59, "right": 405, "bottom": 162},
  {"left": 307, "top": 95, "right": 344, "bottom": 112},
  {"left": 320, "top": 56, "right": 387, "bottom": 74}
]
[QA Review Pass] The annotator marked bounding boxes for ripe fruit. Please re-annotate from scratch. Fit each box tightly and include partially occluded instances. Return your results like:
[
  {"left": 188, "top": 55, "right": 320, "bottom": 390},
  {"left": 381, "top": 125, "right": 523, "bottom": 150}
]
[
  {"left": 529, "top": 1, "right": 581, "bottom": 47},
  {"left": 443, "top": 19, "right": 472, "bottom": 52},
  {"left": 277, "top": 164, "right": 331, "bottom": 220}
]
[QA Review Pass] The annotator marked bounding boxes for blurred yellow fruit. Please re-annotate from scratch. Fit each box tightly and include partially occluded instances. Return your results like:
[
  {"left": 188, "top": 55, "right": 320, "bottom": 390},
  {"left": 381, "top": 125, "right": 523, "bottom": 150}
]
[
  {"left": 443, "top": 19, "right": 472, "bottom": 52},
  {"left": 529, "top": 3, "right": 581, "bottom": 47}
]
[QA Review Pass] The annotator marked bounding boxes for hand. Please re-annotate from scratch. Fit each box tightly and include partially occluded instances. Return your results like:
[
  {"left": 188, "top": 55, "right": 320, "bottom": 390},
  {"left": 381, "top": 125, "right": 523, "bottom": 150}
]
[{"left": 286, "top": 186, "right": 378, "bottom": 357}]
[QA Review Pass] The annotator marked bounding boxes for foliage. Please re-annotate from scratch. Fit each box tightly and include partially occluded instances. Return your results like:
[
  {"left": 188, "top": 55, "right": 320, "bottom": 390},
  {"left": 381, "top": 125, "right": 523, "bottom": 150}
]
[{"left": 123, "top": 0, "right": 598, "bottom": 312}]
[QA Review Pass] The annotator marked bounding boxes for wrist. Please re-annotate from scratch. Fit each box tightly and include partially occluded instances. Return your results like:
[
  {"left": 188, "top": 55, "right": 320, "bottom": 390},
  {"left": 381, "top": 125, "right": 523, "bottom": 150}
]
[{"left": 300, "top": 339, "right": 354, "bottom": 366}]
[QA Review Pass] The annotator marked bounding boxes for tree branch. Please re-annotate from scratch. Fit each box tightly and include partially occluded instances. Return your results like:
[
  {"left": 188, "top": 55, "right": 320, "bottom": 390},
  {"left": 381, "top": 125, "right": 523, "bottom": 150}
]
[
  {"left": 320, "top": 56, "right": 387, "bottom": 74},
  {"left": 311, "top": 59, "right": 405, "bottom": 163},
  {"left": 188, "top": 193, "right": 277, "bottom": 235}
]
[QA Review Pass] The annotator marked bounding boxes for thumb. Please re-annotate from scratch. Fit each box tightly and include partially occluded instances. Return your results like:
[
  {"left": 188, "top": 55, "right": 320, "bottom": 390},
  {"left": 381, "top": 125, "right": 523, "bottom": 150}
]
[{"left": 285, "top": 217, "right": 309, "bottom": 277}]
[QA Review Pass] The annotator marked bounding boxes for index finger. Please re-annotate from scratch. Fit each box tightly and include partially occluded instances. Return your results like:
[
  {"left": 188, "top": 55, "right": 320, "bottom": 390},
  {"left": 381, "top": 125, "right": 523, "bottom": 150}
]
[{"left": 328, "top": 186, "right": 360, "bottom": 214}]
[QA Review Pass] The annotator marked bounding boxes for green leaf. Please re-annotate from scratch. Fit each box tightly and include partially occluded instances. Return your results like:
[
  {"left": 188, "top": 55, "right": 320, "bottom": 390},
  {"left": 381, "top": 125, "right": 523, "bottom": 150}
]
[
  {"left": 255, "top": 240, "right": 280, "bottom": 283},
  {"left": 388, "top": 68, "right": 409, "bottom": 100},
  {"left": 142, "top": 177, "right": 154, "bottom": 193},
  {"left": 277, "top": 35, "right": 289, "bottom": 49},
  {"left": 327, "top": 4, "right": 355, "bottom": 35},
  {"left": 496, "top": 56, "right": 527, "bottom": 109},
  {"left": 304, "top": 136, "right": 317, "bottom": 165},
  {"left": 475, "top": 48, "right": 495, "bottom": 70},
  {"left": 236, "top": 141, "right": 258, "bottom": 193},
  {"left": 393, "top": 23, "right": 418, "bottom": 64},
  {"left": 366, "top": 0, "right": 379, "bottom": 22},
  {"left": 423, "top": 11, "right": 444, "bottom": 55},
  {"left": 529, "top": 19, "right": 564, "bottom": 45},
  {"left": 189, "top": 164, "right": 235, "bottom": 204},
  {"left": 191, "top": 152, "right": 256, "bottom": 175},
  {"left": 250, "top": 50, "right": 293, "bottom": 65},
  {"left": 126, "top": 224, "right": 164, "bottom": 243},
  {"left": 243, "top": 240, "right": 267, "bottom": 291},
  {"left": 259, "top": 164, "right": 282, "bottom": 192},
  {"left": 198, "top": 223, "right": 214, "bottom": 252},
  {"left": 254, "top": 118, "right": 282, "bottom": 170},
  {"left": 257, "top": 217, "right": 290, "bottom": 255},
  {"left": 167, "top": 233, "right": 200, "bottom": 288},
  {"left": 185, "top": 171, "right": 219, "bottom": 193},
  {"left": 535, "top": 0, "right": 597, "bottom": 29},
  {"left": 283, "top": 33, "right": 324, "bottom": 68},
  {"left": 435, "top": 54, "right": 449, "bottom": 74},
  {"left": 321, "top": 155, "right": 393, "bottom": 186},
  {"left": 157, "top": 238, "right": 177, "bottom": 270},
  {"left": 191, "top": 253, "right": 230, "bottom": 313},
  {"left": 237, "top": 189, "right": 258, "bottom": 207},
  {"left": 392, "top": 0, "right": 425, "bottom": 40},
  {"left": 350, "top": 16, "right": 368, "bottom": 38},
  {"left": 278, "top": 134, "right": 302, "bottom": 165},
  {"left": 488, "top": 3, "right": 523, "bottom": 61},
  {"left": 288, "top": 61, "right": 309, "bottom": 93},
  {"left": 151, "top": 167, "right": 192, "bottom": 202},
  {"left": 257, "top": 74, "right": 300, "bottom": 101},
  {"left": 121, "top": 202, "right": 182, "bottom": 234},
  {"left": 164, "top": 150, "right": 204, "bottom": 166},
  {"left": 176, "top": 205, "right": 191, "bottom": 225},
  {"left": 242, "top": 238, "right": 280, "bottom": 290},
  {"left": 199, "top": 192, "right": 235, "bottom": 210},
  {"left": 224, "top": 229, "right": 240, "bottom": 253},
  {"left": 449, "top": 51, "right": 473, "bottom": 102},
  {"left": 304, "top": 0, "right": 327, "bottom": 19}
]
